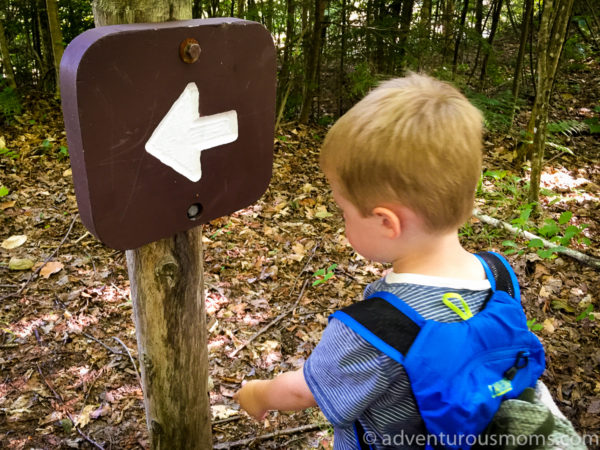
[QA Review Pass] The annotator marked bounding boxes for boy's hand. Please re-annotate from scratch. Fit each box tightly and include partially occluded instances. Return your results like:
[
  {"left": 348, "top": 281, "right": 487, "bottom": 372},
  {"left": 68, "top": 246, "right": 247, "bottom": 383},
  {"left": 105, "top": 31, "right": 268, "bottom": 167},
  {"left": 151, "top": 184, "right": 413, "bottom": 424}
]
[{"left": 234, "top": 380, "right": 269, "bottom": 420}]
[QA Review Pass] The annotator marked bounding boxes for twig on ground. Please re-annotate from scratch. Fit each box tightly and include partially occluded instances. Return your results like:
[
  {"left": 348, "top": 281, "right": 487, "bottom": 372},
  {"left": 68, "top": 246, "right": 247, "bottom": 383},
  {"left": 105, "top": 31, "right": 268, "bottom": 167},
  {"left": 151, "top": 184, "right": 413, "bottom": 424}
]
[
  {"left": 73, "top": 231, "right": 90, "bottom": 245},
  {"left": 213, "top": 422, "right": 329, "bottom": 449},
  {"left": 229, "top": 242, "right": 319, "bottom": 358},
  {"left": 0, "top": 214, "right": 79, "bottom": 301},
  {"left": 113, "top": 337, "right": 142, "bottom": 388},
  {"left": 36, "top": 363, "right": 105, "bottom": 450},
  {"left": 82, "top": 332, "right": 122, "bottom": 355},
  {"left": 288, "top": 242, "right": 320, "bottom": 296},
  {"left": 473, "top": 209, "right": 600, "bottom": 270},
  {"left": 230, "top": 278, "right": 309, "bottom": 358},
  {"left": 212, "top": 415, "right": 242, "bottom": 425}
]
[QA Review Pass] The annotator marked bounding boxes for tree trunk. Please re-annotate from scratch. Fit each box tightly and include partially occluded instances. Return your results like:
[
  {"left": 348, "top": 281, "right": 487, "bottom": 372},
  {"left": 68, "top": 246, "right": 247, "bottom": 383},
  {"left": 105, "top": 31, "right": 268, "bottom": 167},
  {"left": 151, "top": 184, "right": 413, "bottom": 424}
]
[
  {"left": 276, "top": 0, "right": 295, "bottom": 119},
  {"left": 93, "top": 0, "right": 192, "bottom": 25},
  {"left": 193, "top": 0, "right": 203, "bottom": 18},
  {"left": 452, "top": 0, "right": 469, "bottom": 76},
  {"left": 479, "top": 0, "right": 503, "bottom": 84},
  {"left": 442, "top": 0, "right": 455, "bottom": 63},
  {"left": 338, "top": 0, "right": 346, "bottom": 116},
  {"left": 266, "top": 0, "right": 274, "bottom": 30},
  {"left": 38, "top": 0, "right": 54, "bottom": 91},
  {"left": 512, "top": 0, "right": 533, "bottom": 102},
  {"left": 46, "top": 0, "right": 64, "bottom": 96},
  {"left": 0, "top": 19, "right": 16, "bottom": 89},
  {"left": 475, "top": 0, "right": 483, "bottom": 35},
  {"left": 91, "top": 1, "right": 211, "bottom": 448},
  {"left": 398, "top": 0, "right": 415, "bottom": 70},
  {"left": 528, "top": 0, "right": 575, "bottom": 206},
  {"left": 299, "top": 0, "right": 327, "bottom": 124}
]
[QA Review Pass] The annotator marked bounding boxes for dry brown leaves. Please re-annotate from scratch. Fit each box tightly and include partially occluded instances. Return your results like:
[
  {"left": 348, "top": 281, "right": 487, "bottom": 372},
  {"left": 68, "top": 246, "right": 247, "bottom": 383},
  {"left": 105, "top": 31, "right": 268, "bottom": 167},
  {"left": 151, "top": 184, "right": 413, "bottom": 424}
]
[{"left": 1, "top": 92, "right": 598, "bottom": 449}]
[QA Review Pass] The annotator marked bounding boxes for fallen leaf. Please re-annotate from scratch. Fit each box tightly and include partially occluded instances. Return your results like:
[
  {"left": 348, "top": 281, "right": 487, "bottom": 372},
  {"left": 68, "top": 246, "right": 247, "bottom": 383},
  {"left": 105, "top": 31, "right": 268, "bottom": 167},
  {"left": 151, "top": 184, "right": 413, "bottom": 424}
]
[
  {"left": 542, "top": 318, "right": 555, "bottom": 334},
  {"left": 75, "top": 404, "right": 97, "bottom": 428},
  {"left": 0, "top": 201, "right": 16, "bottom": 210},
  {"left": 211, "top": 404, "right": 238, "bottom": 420},
  {"left": 314, "top": 205, "right": 333, "bottom": 219},
  {"left": 40, "top": 261, "right": 64, "bottom": 278},
  {"left": 1, "top": 235, "right": 27, "bottom": 249},
  {"left": 9, "top": 257, "right": 34, "bottom": 271}
]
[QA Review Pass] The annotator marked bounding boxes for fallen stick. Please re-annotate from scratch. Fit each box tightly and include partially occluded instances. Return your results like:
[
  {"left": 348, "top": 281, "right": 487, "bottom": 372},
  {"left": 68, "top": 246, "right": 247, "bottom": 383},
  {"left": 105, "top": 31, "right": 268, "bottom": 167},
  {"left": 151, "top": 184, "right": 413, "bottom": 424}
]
[
  {"left": 229, "top": 242, "right": 319, "bottom": 358},
  {"left": 229, "top": 278, "right": 309, "bottom": 358},
  {"left": 36, "top": 363, "right": 105, "bottom": 450},
  {"left": 473, "top": 209, "right": 600, "bottom": 270},
  {"left": 213, "top": 422, "right": 329, "bottom": 449},
  {"left": 113, "top": 336, "right": 143, "bottom": 389}
]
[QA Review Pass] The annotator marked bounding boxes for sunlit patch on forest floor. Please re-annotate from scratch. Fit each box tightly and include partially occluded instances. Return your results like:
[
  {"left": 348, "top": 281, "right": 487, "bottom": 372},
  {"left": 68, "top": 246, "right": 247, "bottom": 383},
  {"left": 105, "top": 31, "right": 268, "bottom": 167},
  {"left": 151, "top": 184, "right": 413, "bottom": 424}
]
[{"left": 0, "top": 72, "right": 598, "bottom": 448}]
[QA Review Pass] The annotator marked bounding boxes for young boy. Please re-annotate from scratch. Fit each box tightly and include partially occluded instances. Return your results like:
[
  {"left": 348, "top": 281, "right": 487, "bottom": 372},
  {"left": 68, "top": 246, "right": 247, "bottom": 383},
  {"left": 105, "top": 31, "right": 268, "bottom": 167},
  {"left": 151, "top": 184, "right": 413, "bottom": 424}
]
[{"left": 234, "top": 74, "right": 504, "bottom": 447}]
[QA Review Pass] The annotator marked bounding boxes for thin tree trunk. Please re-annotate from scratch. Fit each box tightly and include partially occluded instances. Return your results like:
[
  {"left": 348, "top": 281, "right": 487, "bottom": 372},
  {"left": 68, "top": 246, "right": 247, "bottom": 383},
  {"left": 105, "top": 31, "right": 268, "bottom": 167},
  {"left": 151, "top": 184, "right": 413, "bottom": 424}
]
[
  {"left": 398, "top": 0, "right": 415, "bottom": 70},
  {"left": 299, "top": 0, "right": 327, "bottom": 123},
  {"left": 91, "top": 1, "right": 211, "bottom": 449},
  {"left": 479, "top": 0, "right": 503, "bottom": 85},
  {"left": 452, "top": 0, "right": 469, "bottom": 77},
  {"left": 418, "top": 0, "right": 432, "bottom": 69},
  {"left": 442, "top": 0, "right": 455, "bottom": 63},
  {"left": 46, "top": 0, "right": 64, "bottom": 96},
  {"left": 0, "top": 19, "right": 16, "bottom": 89},
  {"left": 193, "top": 0, "right": 203, "bottom": 18},
  {"left": 528, "top": 0, "right": 575, "bottom": 206},
  {"left": 338, "top": 0, "right": 346, "bottom": 116},
  {"left": 512, "top": 0, "right": 533, "bottom": 102},
  {"left": 266, "top": 0, "right": 274, "bottom": 29},
  {"left": 276, "top": 0, "right": 295, "bottom": 116}
]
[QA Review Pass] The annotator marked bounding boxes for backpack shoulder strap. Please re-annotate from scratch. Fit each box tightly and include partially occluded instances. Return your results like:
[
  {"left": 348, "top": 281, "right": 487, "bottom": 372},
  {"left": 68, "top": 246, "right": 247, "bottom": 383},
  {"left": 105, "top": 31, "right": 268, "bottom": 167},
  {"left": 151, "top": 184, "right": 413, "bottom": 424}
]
[
  {"left": 475, "top": 251, "right": 521, "bottom": 301},
  {"left": 330, "top": 291, "right": 425, "bottom": 364}
]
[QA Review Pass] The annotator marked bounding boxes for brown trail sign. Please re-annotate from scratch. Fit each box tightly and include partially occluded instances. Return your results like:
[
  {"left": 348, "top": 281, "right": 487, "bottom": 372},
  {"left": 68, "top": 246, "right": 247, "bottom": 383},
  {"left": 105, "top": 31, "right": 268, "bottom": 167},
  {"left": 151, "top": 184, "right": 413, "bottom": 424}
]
[
  {"left": 60, "top": 18, "right": 276, "bottom": 447},
  {"left": 60, "top": 18, "right": 276, "bottom": 250}
]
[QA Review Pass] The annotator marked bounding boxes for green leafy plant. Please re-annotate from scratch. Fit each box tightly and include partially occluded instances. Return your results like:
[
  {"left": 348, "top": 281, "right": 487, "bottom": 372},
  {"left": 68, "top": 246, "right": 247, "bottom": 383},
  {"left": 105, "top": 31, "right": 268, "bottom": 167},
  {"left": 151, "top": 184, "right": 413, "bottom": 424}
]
[
  {"left": 479, "top": 171, "right": 528, "bottom": 204},
  {"left": 0, "top": 186, "right": 9, "bottom": 197},
  {"left": 575, "top": 304, "right": 595, "bottom": 322},
  {"left": 547, "top": 119, "right": 587, "bottom": 137},
  {"left": 209, "top": 221, "right": 232, "bottom": 239},
  {"left": 503, "top": 208, "right": 589, "bottom": 259},
  {"left": 312, "top": 263, "right": 338, "bottom": 286},
  {"left": 58, "top": 145, "right": 69, "bottom": 159},
  {"left": 527, "top": 318, "right": 544, "bottom": 332},
  {"left": 0, "top": 147, "right": 18, "bottom": 159},
  {"left": 466, "top": 90, "right": 516, "bottom": 132}
]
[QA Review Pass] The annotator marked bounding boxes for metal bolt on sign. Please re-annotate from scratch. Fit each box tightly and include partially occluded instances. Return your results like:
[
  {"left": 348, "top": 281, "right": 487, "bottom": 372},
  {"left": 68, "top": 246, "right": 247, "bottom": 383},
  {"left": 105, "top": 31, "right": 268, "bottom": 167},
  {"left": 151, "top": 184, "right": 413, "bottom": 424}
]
[{"left": 180, "top": 38, "right": 201, "bottom": 63}]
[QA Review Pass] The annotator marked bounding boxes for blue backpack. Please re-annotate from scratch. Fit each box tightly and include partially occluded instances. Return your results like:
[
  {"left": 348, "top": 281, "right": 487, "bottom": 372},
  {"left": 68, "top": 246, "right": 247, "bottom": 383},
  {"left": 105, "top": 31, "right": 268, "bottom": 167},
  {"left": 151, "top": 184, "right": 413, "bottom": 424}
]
[{"left": 330, "top": 252, "right": 546, "bottom": 450}]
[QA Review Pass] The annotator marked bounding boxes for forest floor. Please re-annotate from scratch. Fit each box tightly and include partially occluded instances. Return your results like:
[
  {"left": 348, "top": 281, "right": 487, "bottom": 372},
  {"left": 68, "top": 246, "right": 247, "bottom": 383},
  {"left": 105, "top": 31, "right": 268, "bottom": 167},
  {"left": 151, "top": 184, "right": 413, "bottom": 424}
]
[{"left": 1, "top": 62, "right": 599, "bottom": 449}]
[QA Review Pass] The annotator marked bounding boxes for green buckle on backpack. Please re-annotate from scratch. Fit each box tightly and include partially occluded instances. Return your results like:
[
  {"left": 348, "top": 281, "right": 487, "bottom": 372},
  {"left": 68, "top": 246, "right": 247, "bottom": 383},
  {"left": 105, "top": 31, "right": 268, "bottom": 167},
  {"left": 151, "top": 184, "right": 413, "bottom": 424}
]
[{"left": 442, "top": 293, "right": 474, "bottom": 321}]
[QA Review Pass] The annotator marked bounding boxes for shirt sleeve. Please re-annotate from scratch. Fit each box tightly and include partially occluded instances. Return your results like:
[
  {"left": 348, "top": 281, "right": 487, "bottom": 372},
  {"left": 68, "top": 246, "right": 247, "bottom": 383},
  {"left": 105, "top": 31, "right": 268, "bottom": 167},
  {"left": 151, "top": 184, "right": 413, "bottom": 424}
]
[{"left": 303, "top": 317, "right": 398, "bottom": 428}]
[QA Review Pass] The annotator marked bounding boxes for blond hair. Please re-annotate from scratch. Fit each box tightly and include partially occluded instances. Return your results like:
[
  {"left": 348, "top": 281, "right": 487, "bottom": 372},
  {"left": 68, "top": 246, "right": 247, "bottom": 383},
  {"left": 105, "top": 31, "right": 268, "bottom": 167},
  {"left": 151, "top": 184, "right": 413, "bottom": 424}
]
[{"left": 320, "top": 73, "right": 483, "bottom": 232}]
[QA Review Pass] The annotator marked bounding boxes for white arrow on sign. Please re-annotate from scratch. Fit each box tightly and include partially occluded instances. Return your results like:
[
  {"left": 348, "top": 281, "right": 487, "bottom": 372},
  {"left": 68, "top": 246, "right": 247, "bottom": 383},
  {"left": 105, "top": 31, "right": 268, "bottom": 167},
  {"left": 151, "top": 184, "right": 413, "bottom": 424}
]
[{"left": 145, "top": 82, "right": 238, "bottom": 182}]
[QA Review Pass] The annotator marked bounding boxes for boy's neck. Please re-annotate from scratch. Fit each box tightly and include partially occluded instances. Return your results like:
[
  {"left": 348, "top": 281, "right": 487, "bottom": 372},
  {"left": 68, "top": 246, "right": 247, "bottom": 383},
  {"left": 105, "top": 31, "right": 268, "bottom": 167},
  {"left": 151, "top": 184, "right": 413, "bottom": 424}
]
[{"left": 391, "top": 231, "right": 485, "bottom": 281}]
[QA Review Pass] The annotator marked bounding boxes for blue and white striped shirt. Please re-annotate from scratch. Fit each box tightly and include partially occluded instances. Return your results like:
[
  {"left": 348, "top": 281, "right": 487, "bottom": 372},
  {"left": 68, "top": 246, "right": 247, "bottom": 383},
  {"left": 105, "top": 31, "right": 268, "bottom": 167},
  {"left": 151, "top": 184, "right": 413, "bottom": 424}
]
[{"left": 304, "top": 273, "right": 492, "bottom": 449}]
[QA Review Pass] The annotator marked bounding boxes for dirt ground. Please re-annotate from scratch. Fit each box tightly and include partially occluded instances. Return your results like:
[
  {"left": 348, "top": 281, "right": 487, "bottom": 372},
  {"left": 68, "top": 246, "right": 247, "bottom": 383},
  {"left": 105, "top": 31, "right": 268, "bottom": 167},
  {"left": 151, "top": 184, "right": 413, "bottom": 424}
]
[{"left": 1, "top": 73, "right": 599, "bottom": 449}]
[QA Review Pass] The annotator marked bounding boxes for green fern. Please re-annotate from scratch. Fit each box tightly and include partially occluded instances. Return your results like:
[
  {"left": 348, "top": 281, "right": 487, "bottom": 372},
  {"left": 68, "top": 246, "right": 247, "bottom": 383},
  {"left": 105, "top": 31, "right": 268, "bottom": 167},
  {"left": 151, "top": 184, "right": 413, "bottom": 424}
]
[{"left": 547, "top": 119, "right": 587, "bottom": 137}]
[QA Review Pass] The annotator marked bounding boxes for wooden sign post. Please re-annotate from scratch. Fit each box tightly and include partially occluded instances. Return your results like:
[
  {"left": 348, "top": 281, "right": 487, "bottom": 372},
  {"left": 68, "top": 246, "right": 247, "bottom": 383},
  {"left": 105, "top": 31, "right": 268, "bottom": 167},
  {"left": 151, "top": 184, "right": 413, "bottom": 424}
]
[{"left": 60, "top": 19, "right": 276, "bottom": 447}]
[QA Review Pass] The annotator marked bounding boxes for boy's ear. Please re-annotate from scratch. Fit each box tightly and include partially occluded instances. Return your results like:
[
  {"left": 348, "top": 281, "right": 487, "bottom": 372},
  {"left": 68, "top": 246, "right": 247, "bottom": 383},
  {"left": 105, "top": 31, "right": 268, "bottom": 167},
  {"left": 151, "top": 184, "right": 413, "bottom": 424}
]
[{"left": 372, "top": 207, "right": 401, "bottom": 238}]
